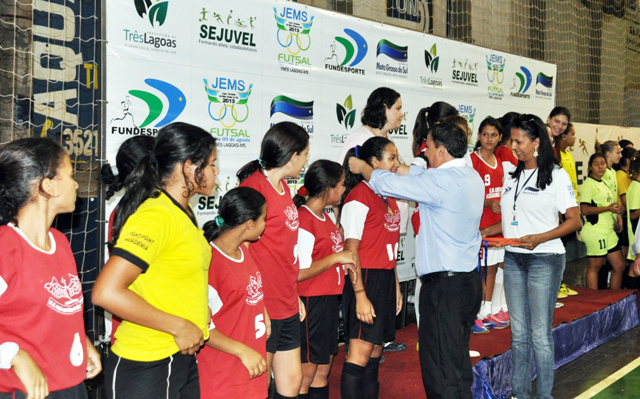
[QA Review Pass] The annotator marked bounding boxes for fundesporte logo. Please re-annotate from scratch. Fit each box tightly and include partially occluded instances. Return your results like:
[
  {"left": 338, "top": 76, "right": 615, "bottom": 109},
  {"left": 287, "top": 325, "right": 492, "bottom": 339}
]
[
  {"left": 336, "top": 95, "right": 357, "bottom": 130},
  {"left": 134, "top": 0, "right": 169, "bottom": 27},
  {"left": 510, "top": 66, "right": 532, "bottom": 99},
  {"left": 324, "top": 29, "right": 368, "bottom": 75},
  {"left": 535, "top": 72, "right": 553, "bottom": 98},
  {"left": 110, "top": 79, "right": 186, "bottom": 135}
]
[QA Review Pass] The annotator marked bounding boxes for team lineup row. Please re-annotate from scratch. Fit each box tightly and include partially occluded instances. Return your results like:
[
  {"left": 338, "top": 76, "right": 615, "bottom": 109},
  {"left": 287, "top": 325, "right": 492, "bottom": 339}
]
[{"left": 1, "top": 88, "right": 599, "bottom": 399}]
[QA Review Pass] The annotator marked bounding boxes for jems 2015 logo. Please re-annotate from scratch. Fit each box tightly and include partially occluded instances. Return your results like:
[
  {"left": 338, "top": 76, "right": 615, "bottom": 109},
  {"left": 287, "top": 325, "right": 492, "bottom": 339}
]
[
  {"left": 535, "top": 72, "right": 553, "bottom": 99},
  {"left": 375, "top": 39, "right": 408, "bottom": 78},
  {"left": 457, "top": 104, "right": 476, "bottom": 144},
  {"left": 124, "top": 0, "right": 177, "bottom": 53},
  {"left": 420, "top": 44, "right": 442, "bottom": 89},
  {"left": 203, "top": 77, "right": 252, "bottom": 148},
  {"left": 486, "top": 53, "right": 505, "bottom": 100},
  {"left": 198, "top": 6, "right": 257, "bottom": 52},
  {"left": 270, "top": 95, "right": 314, "bottom": 136},
  {"left": 451, "top": 58, "right": 478, "bottom": 86},
  {"left": 324, "top": 29, "right": 368, "bottom": 75},
  {"left": 110, "top": 78, "right": 186, "bottom": 136},
  {"left": 510, "top": 66, "right": 532, "bottom": 99},
  {"left": 274, "top": 6, "right": 314, "bottom": 74}
]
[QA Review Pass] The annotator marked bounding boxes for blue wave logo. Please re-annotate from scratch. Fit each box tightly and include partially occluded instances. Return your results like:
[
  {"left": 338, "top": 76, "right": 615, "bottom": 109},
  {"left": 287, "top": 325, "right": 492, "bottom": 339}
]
[
  {"left": 515, "top": 66, "right": 532, "bottom": 93},
  {"left": 127, "top": 79, "right": 186, "bottom": 128},
  {"left": 270, "top": 96, "right": 313, "bottom": 120},
  {"left": 332, "top": 29, "right": 368, "bottom": 67},
  {"left": 536, "top": 72, "right": 553, "bottom": 88},
  {"left": 376, "top": 40, "right": 407, "bottom": 62}
]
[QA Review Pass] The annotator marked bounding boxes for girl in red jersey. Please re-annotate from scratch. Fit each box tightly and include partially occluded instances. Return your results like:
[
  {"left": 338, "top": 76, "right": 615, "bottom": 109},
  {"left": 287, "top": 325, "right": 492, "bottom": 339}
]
[
  {"left": 339, "top": 137, "right": 402, "bottom": 399},
  {"left": 292, "top": 160, "right": 356, "bottom": 399},
  {"left": 470, "top": 117, "right": 517, "bottom": 330},
  {"left": 237, "top": 121, "right": 310, "bottom": 399},
  {"left": 197, "top": 187, "right": 270, "bottom": 399},
  {"left": 0, "top": 138, "right": 101, "bottom": 399}
]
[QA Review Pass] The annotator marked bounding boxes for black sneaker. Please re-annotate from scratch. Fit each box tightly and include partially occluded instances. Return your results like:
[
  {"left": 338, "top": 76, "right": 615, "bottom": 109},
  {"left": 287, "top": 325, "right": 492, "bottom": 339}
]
[{"left": 383, "top": 341, "right": 407, "bottom": 352}]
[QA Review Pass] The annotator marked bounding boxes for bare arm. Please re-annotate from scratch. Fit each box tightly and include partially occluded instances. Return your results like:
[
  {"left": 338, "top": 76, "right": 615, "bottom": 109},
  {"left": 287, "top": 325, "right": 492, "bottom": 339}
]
[
  {"left": 297, "top": 251, "right": 356, "bottom": 282},
  {"left": 92, "top": 256, "right": 204, "bottom": 354},
  {"left": 344, "top": 238, "right": 376, "bottom": 324},
  {"left": 480, "top": 221, "right": 503, "bottom": 238},
  {"left": 580, "top": 202, "right": 621, "bottom": 215},
  {"left": 205, "top": 329, "right": 266, "bottom": 379}
]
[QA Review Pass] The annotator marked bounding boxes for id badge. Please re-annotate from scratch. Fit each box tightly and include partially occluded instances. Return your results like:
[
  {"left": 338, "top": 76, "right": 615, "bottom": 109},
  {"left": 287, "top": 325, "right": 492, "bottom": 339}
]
[{"left": 511, "top": 211, "right": 518, "bottom": 226}]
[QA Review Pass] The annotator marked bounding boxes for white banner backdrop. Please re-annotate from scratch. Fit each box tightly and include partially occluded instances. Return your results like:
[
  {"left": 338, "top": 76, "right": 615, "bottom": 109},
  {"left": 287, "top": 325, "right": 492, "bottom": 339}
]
[{"left": 105, "top": 0, "right": 559, "bottom": 281}]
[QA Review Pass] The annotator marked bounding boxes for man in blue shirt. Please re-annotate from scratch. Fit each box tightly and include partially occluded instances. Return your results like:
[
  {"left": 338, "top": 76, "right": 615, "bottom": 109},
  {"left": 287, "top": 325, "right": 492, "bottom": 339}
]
[{"left": 348, "top": 122, "right": 484, "bottom": 399}]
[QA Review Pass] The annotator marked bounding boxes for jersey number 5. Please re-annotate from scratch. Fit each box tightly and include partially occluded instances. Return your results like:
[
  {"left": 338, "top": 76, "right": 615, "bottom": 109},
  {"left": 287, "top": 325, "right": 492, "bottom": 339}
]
[{"left": 255, "top": 314, "right": 266, "bottom": 339}]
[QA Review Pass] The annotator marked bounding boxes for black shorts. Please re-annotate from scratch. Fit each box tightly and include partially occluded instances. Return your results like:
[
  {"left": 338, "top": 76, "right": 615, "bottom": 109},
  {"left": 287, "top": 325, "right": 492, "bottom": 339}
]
[
  {"left": 616, "top": 215, "right": 630, "bottom": 248},
  {"left": 300, "top": 295, "right": 340, "bottom": 364},
  {"left": 343, "top": 268, "right": 396, "bottom": 345},
  {"left": 0, "top": 383, "right": 88, "bottom": 399},
  {"left": 266, "top": 313, "right": 301, "bottom": 353},
  {"left": 105, "top": 350, "right": 199, "bottom": 399}
]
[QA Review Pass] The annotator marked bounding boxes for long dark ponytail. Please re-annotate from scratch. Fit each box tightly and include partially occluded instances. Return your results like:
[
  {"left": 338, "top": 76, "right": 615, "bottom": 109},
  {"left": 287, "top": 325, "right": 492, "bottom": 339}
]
[
  {"left": 293, "top": 160, "right": 344, "bottom": 208},
  {"left": 510, "top": 114, "right": 558, "bottom": 190},
  {"left": 203, "top": 187, "right": 266, "bottom": 242},
  {"left": 109, "top": 122, "right": 216, "bottom": 250}
]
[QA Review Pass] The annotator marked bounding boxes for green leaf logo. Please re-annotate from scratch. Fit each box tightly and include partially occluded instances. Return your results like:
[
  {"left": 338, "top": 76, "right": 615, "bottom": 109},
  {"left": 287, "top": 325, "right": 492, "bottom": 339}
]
[
  {"left": 424, "top": 44, "right": 439, "bottom": 73},
  {"left": 134, "top": 0, "right": 169, "bottom": 27},
  {"left": 336, "top": 95, "right": 356, "bottom": 129}
]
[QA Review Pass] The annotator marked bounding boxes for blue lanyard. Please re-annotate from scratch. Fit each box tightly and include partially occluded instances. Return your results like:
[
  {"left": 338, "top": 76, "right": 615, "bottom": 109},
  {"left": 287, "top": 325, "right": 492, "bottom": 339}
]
[{"left": 513, "top": 168, "right": 537, "bottom": 211}]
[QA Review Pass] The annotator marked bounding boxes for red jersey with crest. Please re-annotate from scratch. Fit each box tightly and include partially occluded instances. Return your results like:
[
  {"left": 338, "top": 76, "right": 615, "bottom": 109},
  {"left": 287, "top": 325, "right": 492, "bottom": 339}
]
[
  {"left": 297, "top": 206, "right": 345, "bottom": 296},
  {"left": 239, "top": 171, "right": 299, "bottom": 319},
  {"left": 342, "top": 182, "right": 401, "bottom": 270},
  {"left": 197, "top": 244, "right": 267, "bottom": 399},
  {"left": 0, "top": 224, "right": 86, "bottom": 393}
]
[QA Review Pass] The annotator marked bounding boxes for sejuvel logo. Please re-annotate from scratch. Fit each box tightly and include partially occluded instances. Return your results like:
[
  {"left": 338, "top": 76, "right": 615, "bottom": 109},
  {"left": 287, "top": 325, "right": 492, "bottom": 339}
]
[
  {"left": 134, "top": 0, "right": 169, "bottom": 27},
  {"left": 324, "top": 29, "right": 368, "bottom": 75},
  {"left": 110, "top": 79, "right": 186, "bottom": 136}
]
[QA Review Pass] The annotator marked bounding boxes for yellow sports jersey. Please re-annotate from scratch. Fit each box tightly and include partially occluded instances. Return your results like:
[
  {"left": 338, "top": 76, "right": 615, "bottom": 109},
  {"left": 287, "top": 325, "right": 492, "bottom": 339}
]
[
  {"left": 579, "top": 177, "right": 615, "bottom": 231},
  {"left": 111, "top": 192, "right": 211, "bottom": 361},
  {"left": 616, "top": 170, "right": 631, "bottom": 207},
  {"left": 602, "top": 168, "right": 618, "bottom": 199},
  {"left": 627, "top": 180, "right": 640, "bottom": 260},
  {"left": 560, "top": 150, "right": 578, "bottom": 203}
]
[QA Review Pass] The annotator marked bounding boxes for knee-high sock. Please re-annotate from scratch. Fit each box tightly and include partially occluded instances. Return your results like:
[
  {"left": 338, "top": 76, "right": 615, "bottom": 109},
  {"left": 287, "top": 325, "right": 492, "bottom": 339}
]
[
  {"left": 340, "top": 362, "right": 365, "bottom": 399},
  {"left": 274, "top": 392, "right": 298, "bottom": 399},
  {"left": 364, "top": 357, "right": 381, "bottom": 399},
  {"left": 308, "top": 385, "right": 329, "bottom": 399}
]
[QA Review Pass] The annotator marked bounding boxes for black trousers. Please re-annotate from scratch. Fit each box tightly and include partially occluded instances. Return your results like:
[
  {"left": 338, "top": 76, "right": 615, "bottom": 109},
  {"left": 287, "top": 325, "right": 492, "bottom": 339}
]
[{"left": 418, "top": 271, "right": 482, "bottom": 399}]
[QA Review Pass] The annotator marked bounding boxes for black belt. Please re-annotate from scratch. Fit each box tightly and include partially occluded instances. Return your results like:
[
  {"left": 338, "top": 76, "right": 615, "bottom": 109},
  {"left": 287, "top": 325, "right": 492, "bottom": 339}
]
[{"left": 419, "top": 270, "right": 475, "bottom": 283}]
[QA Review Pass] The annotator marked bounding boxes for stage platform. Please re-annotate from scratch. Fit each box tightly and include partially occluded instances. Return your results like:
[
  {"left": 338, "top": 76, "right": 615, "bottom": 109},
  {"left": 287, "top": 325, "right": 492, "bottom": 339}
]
[{"left": 327, "top": 288, "right": 639, "bottom": 399}]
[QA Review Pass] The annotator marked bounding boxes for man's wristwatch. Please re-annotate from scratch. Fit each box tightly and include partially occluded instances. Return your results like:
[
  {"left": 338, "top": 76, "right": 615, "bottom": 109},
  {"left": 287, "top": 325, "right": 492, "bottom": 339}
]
[{"left": 0, "top": 342, "right": 19, "bottom": 369}]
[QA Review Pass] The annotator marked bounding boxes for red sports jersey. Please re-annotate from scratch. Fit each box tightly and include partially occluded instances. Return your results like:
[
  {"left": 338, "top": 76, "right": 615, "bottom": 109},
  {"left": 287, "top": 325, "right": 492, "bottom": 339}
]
[
  {"left": 198, "top": 244, "right": 267, "bottom": 399},
  {"left": 0, "top": 225, "right": 86, "bottom": 393},
  {"left": 297, "top": 206, "right": 345, "bottom": 296},
  {"left": 471, "top": 152, "right": 506, "bottom": 233},
  {"left": 239, "top": 171, "right": 299, "bottom": 319},
  {"left": 342, "top": 182, "right": 401, "bottom": 270},
  {"left": 495, "top": 145, "right": 518, "bottom": 166}
]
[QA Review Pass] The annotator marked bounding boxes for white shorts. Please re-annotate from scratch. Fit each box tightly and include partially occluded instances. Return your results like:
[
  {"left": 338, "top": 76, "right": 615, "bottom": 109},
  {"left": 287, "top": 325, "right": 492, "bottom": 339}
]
[{"left": 479, "top": 246, "right": 504, "bottom": 267}]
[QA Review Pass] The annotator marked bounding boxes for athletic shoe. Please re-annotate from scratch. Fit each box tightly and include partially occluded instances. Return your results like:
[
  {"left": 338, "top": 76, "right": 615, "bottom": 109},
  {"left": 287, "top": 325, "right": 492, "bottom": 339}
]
[
  {"left": 472, "top": 319, "right": 489, "bottom": 334},
  {"left": 383, "top": 341, "right": 407, "bottom": 352},
  {"left": 557, "top": 289, "right": 568, "bottom": 299},
  {"left": 483, "top": 313, "right": 510, "bottom": 329},
  {"left": 560, "top": 283, "right": 578, "bottom": 296},
  {"left": 469, "top": 350, "right": 480, "bottom": 357},
  {"left": 494, "top": 309, "right": 510, "bottom": 323}
]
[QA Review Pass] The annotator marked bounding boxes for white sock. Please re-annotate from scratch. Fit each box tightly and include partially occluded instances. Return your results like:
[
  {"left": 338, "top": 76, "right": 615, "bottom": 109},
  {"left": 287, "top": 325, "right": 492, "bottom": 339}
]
[
  {"left": 415, "top": 276, "right": 421, "bottom": 330},
  {"left": 479, "top": 301, "right": 492, "bottom": 318},
  {"left": 492, "top": 268, "right": 508, "bottom": 313}
]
